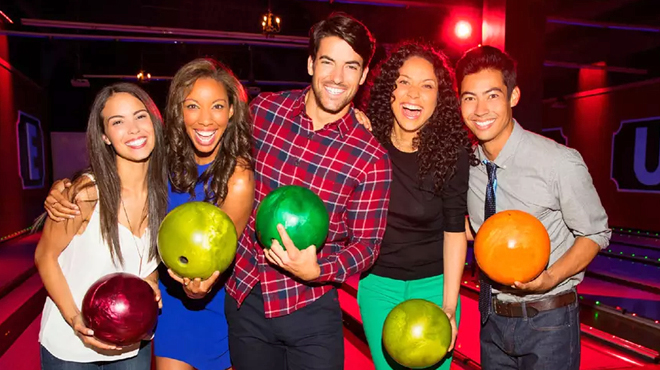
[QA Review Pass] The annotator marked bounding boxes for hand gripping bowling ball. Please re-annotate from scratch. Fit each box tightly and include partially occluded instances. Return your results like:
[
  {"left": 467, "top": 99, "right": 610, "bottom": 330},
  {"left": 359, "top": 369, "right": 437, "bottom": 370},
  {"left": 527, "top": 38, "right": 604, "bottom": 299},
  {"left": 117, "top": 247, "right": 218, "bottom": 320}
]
[
  {"left": 255, "top": 185, "right": 329, "bottom": 251},
  {"left": 382, "top": 299, "right": 452, "bottom": 369},
  {"left": 474, "top": 209, "right": 551, "bottom": 286},
  {"left": 158, "top": 201, "right": 237, "bottom": 279},
  {"left": 81, "top": 272, "right": 158, "bottom": 346}
]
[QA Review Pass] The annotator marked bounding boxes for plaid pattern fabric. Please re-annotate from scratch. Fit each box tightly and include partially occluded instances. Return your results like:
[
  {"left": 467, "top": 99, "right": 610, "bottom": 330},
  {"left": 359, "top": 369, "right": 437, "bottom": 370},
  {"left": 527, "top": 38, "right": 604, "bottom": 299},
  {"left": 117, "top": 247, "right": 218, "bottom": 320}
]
[{"left": 225, "top": 87, "right": 392, "bottom": 318}]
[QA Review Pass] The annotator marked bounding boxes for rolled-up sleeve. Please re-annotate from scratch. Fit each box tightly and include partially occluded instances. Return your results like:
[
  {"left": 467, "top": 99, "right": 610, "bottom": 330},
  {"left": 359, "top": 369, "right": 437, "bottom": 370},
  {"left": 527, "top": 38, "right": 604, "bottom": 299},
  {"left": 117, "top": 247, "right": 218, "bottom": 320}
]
[{"left": 554, "top": 149, "right": 611, "bottom": 249}]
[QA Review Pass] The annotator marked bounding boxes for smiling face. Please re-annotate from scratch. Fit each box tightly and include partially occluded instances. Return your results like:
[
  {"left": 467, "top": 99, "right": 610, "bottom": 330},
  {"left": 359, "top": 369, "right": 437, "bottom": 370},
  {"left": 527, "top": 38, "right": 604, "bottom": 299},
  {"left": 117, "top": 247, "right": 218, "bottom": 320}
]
[
  {"left": 183, "top": 77, "right": 234, "bottom": 165},
  {"left": 101, "top": 92, "right": 155, "bottom": 163},
  {"left": 307, "top": 36, "right": 369, "bottom": 121},
  {"left": 391, "top": 56, "right": 438, "bottom": 135},
  {"left": 459, "top": 68, "right": 520, "bottom": 158}
]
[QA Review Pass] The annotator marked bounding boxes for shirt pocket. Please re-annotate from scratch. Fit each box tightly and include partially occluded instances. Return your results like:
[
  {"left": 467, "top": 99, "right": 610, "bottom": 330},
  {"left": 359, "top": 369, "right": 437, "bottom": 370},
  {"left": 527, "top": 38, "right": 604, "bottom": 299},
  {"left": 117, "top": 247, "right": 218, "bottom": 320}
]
[{"left": 502, "top": 175, "right": 558, "bottom": 222}]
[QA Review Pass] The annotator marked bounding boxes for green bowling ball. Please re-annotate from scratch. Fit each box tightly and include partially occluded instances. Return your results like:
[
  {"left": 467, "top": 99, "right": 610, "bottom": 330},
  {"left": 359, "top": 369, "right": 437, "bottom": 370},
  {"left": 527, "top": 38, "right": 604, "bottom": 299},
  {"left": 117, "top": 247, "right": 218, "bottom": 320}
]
[
  {"left": 157, "top": 201, "right": 237, "bottom": 279},
  {"left": 382, "top": 299, "right": 452, "bottom": 369},
  {"left": 255, "top": 185, "right": 329, "bottom": 251}
]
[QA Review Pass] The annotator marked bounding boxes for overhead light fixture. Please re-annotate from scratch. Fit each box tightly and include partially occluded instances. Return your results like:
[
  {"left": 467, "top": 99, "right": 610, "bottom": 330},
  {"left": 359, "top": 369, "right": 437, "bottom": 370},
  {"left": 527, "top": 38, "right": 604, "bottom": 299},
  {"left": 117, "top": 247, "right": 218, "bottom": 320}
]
[
  {"left": 454, "top": 20, "right": 472, "bottom": 40},
  {"left": 261, "top": 8, "right": 281, "bottom": 38},
  {"left": 136, "top": 70, "right": 151, "bottom": 83}
]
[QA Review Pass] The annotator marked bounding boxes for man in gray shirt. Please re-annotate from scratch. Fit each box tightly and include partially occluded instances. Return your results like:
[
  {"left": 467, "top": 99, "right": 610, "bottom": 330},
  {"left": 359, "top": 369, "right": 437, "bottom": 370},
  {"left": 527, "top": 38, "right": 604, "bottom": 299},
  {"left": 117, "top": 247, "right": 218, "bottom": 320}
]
[{"left": 456, "top": 45, "right": 611, "bottom": 370}]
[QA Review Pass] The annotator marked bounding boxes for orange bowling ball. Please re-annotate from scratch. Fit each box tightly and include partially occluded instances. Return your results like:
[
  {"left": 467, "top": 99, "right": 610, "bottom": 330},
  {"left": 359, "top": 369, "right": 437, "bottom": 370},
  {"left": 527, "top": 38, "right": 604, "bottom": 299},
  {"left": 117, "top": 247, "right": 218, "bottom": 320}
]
[{"left": 474, "top": 210, "right": 550, "bottom": 286}]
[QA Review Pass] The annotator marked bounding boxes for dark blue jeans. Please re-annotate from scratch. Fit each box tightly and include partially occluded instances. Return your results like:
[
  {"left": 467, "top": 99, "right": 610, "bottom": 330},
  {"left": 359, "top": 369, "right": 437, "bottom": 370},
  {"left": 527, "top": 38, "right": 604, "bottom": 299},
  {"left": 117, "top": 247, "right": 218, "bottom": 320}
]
[
  {"left": 225, "top": 283, "right": 344, "bottom": 370},
  {"left": 40, "top": 341, "right": 152, "bottom": 370},
  {"left": 480, "top": 293, "right": 580, "bottom": 370}
]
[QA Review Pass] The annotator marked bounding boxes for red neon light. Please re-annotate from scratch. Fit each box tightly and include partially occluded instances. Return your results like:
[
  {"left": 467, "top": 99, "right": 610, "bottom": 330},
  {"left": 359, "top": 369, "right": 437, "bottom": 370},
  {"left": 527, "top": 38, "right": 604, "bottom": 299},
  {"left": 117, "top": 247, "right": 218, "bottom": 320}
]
[
  {"left": 0, "top": 11, "right": 14, "bottom": 24},
  {"left": 455, "top": 20, "right": 472, "bottom": 40}
]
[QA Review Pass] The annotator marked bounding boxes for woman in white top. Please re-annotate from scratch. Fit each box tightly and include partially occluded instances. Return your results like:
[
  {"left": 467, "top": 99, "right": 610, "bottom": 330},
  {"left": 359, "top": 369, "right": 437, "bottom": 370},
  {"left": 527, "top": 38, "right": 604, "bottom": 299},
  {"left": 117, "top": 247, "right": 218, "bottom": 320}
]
[{"left": 35, "top": 82, "right": 168, "bottom": 369}]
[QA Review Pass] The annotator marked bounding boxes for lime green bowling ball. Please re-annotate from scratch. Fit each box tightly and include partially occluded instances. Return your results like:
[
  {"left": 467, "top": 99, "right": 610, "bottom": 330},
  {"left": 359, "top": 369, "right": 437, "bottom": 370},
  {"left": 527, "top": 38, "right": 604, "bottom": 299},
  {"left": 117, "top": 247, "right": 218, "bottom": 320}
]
[
  {"left": 157, "top": 201, "right": 237, "bottom": 279},
  {"left": 382, "top": 299, "right": 452, "bottom": 369},
  {"left": 255, "top": 185, "right": 329, "bottom": 251}
]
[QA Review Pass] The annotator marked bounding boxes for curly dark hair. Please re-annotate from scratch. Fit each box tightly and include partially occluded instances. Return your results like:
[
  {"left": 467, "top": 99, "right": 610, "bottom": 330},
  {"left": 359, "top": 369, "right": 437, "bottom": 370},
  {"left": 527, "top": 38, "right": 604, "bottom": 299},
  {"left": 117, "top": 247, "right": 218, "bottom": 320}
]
[
  {"left": 364, "top": 41, "right": 478, "bottom": 193},
  {"left": 166, "top": 58, "right": 253, "bottom": 205}
]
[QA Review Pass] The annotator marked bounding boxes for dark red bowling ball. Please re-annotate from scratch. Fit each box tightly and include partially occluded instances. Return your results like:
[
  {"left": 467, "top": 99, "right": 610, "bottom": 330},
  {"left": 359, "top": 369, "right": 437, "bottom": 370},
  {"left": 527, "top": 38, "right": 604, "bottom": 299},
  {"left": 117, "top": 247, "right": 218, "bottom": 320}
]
[{"left": 81, "top": 272, "right": 158, "bottom": 346}]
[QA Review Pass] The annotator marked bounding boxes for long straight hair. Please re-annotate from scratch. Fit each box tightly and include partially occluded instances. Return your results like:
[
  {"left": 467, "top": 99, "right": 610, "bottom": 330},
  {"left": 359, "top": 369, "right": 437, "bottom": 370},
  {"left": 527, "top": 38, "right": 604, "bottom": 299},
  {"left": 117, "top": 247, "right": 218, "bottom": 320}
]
[
  {"left": 166, "top": 58, "right": 253, "bottom": 205},
  {"left": 80, "top": 82, "right": 168, "bottom": 265}
]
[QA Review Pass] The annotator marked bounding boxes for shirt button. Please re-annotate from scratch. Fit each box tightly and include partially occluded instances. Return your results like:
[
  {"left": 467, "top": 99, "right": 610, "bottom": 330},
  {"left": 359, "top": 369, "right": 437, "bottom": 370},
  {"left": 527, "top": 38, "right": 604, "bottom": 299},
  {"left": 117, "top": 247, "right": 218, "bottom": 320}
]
[{"left": 295, "top": 159, "right": 301, "bottom": 165}]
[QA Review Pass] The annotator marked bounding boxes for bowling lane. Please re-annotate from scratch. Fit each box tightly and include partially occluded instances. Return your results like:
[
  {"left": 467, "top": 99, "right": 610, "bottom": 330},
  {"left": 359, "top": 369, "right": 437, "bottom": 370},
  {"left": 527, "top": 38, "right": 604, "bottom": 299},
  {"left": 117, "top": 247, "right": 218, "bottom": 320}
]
[
  {"left": 578, "top": 277, "right": 660, "bottom": 321},
  {"left": 344, "top": 327, "right": 375, "bottom": 370},
  {"left": 588, "top": 254, "right": 660, "bottom": 290},
  {"left": 0, "top": 315, "right": 41, "bottom": 370},
  {"left": 0, "top": 233, "right": 40, "bottom": 295},
  {"left": 605, "top": 242, "right": 660, "bottom": 261},
  {"left": 612, "top": 233, "right": 660, "bottom": 249}
]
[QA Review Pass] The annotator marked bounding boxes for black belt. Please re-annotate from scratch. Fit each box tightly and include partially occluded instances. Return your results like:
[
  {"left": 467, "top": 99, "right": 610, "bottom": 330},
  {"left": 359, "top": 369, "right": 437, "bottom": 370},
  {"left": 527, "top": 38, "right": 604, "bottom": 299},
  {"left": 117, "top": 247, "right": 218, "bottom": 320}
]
[{"left": 492, "top": 290, "right": 576, "bottom": 318}]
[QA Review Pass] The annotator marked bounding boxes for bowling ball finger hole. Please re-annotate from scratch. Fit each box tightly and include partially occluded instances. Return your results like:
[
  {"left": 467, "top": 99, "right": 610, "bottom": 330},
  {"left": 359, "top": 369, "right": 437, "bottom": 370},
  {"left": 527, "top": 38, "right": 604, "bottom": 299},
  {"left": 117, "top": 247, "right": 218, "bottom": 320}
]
[{"left": 178, "top": 256, "right": 188, "bottom": 264}]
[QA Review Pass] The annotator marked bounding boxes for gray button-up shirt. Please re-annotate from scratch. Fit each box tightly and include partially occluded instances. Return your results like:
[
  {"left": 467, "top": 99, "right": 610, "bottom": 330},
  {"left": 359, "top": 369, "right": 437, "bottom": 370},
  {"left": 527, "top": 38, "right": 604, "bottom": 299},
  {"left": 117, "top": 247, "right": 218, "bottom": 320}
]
[{"left": 468, "top": 120, "right": 611, "bottom": 302}]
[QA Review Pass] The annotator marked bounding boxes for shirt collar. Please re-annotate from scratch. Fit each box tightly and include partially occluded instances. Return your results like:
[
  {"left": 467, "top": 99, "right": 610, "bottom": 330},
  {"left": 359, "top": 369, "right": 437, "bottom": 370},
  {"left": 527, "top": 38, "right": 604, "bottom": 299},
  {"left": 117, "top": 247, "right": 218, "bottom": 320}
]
[
  {"left": 476, "top": 119, "right": 525, "bottom": 169},
  {"left": 292, "top": 86, "right": 355, "bottom": 138}
]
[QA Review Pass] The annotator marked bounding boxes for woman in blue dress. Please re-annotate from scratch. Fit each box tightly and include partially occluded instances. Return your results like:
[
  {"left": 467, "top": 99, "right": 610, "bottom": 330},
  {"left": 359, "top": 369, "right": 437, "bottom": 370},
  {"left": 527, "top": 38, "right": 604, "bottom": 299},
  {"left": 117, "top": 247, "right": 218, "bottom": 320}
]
[
  {"left": 43, "top": 58, "right": 253, "bottom": 370},
  {"left": 155, "top": 58, "right": 254, "bottom": 370}
]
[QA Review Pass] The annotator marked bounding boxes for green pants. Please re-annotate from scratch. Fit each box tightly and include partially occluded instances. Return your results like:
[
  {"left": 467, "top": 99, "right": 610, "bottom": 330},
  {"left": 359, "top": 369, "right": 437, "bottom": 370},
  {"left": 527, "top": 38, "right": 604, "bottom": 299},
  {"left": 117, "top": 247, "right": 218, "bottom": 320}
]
[{"left": 357, "top": 273, "right": 460, "bottom": 370}]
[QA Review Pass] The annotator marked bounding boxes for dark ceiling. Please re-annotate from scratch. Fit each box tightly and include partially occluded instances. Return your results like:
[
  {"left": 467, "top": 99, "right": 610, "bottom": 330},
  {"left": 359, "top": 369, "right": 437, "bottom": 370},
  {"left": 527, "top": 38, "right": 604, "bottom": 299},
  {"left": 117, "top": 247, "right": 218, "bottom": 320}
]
[{"left": 1, "top": 0, "right": 659, "bottom": 131}]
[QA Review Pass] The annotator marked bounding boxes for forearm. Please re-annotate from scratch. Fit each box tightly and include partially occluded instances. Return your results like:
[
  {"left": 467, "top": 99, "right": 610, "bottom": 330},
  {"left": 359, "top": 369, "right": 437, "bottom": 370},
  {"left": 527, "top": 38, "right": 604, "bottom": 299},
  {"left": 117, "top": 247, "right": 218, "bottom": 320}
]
[
  {"left": 313, "top": 156, "right": 390, "bottom": 283},
  {"left": 35, "top": 255, "right": 79, "bottom": 327},
  {"left": 442, "top": 231, "right": 467, "bottom": 313},
  {"left": 314, "top": 240, "right": 380, "bottom": 283},
  {"left": 547, "top": 236, "right": 600, "bottom": 286}
]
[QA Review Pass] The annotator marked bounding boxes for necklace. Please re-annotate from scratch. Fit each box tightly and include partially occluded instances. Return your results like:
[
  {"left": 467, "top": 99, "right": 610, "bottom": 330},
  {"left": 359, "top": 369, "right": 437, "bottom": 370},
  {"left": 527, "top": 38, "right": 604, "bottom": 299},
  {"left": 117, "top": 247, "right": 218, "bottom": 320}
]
[
  {"left": 391, "top": 131, "right": 417, "bottom": 153},
  {"left": 120, "top": 198, "right": 146, "bottom": 276}
]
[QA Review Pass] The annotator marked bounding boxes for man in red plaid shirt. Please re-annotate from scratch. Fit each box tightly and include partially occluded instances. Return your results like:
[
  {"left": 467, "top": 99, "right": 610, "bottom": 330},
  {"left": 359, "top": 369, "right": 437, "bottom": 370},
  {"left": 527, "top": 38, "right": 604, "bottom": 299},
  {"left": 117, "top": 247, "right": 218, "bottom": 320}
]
[{"left": 224, "top": 12, "right": 392, "bottom": 370}]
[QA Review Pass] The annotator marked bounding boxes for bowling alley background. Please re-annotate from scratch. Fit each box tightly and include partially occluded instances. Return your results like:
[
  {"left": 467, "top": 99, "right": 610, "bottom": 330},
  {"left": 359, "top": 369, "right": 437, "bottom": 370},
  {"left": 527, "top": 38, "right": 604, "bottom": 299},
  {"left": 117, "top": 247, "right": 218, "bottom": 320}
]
[
  {"left": 3, "top": 15, "right": 660, "bottom": 238},
  {"left": 1, "top": 1, "right": 660, "bottom": 369}
]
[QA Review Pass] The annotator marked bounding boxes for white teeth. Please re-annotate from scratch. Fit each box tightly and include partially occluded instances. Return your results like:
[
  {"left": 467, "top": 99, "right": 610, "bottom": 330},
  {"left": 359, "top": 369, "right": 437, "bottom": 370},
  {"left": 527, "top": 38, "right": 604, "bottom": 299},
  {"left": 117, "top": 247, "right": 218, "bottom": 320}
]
[
  {"left": 196, "top": 130, "right": 216, "bottom": 137},
  {"left": 126, "top": 138, "right": 146, "bottom": 147},
  {"left": 325, "top": 86, "right": 344, "bottom": 95},
  {"left": 402, "top": 104, "right": 422, "bottom": 111},
  {"left": 475, "top": 119, "right": 495, "bottom": 127},
  {"left": 195, "top": 130, "right": 216, "bottom": 144}
]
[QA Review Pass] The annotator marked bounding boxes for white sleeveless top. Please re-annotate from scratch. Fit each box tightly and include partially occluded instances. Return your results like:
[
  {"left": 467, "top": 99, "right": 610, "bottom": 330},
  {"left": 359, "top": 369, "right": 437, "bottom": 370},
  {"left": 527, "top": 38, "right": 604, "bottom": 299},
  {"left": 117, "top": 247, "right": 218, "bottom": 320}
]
[{"left": 39, "top": 179, "right": 158, "bottom": 363}]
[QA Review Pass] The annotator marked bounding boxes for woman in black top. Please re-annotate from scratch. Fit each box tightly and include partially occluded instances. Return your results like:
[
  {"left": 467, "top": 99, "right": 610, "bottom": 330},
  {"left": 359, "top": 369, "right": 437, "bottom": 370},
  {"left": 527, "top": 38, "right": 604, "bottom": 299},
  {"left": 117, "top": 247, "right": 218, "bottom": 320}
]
[{"left": 357, "top": 41, "right": 477, "bottom": 370}]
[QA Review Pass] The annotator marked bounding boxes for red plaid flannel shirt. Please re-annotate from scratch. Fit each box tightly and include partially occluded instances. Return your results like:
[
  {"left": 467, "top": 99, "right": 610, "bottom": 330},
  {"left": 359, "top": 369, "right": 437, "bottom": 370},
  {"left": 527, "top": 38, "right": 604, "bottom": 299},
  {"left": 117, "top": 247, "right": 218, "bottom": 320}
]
[{"left": 225, "top": 87, "right": 392, "bottom": 318}]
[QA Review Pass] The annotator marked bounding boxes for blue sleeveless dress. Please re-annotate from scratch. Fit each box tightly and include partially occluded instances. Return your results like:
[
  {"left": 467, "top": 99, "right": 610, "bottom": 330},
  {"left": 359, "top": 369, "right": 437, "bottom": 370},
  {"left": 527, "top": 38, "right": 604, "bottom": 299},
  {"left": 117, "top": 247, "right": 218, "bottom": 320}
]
[{"left": 154, "top": 163, "right": 232, "bottom": 370}]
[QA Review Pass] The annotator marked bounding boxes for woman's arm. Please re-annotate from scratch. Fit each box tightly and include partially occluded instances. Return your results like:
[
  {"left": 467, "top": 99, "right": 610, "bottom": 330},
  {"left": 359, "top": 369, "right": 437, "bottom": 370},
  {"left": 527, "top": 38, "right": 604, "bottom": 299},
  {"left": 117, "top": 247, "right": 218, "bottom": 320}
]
[
  {"left": 34, "top": 179, "right": 120, "bottom": 351},
  {"left": 219, "top": 164, "right": 255, "bottom": 235},
  {"left": 171, "top": 164, "right": 255, "bottom": 298},
  {"left": 442, "top": 231, "right": 467, "bottom": 313},
  {"left": 442, "top": 231, "right": 467, "bottom": 352}
]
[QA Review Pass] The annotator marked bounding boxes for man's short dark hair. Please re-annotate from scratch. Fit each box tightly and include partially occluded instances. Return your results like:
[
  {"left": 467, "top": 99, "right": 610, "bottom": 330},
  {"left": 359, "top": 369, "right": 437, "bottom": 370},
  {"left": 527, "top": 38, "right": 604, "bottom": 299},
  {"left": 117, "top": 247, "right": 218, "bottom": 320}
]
[
  {"left": 308, "top": 12, "right": 376, "bottom": 68},
  {"left": 456, "top": 45, "right": 517, "bottom": 96}
]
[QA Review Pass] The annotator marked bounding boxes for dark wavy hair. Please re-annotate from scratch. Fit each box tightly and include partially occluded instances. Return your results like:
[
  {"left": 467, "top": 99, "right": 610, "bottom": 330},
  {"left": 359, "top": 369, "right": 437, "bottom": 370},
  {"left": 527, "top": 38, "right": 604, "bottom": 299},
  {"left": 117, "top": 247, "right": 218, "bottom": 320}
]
[
  {"left": 309, "top": 12, "right": 376, "bottom": 68},
  {"left": 83, "top": 83, "right": 168, "bottom": 264},
  {"left": 364, "top": 41, "right": 478, "bottom": 193},
  {"left": 166, "top": 58, "right": 253, "bottom": 205}
]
